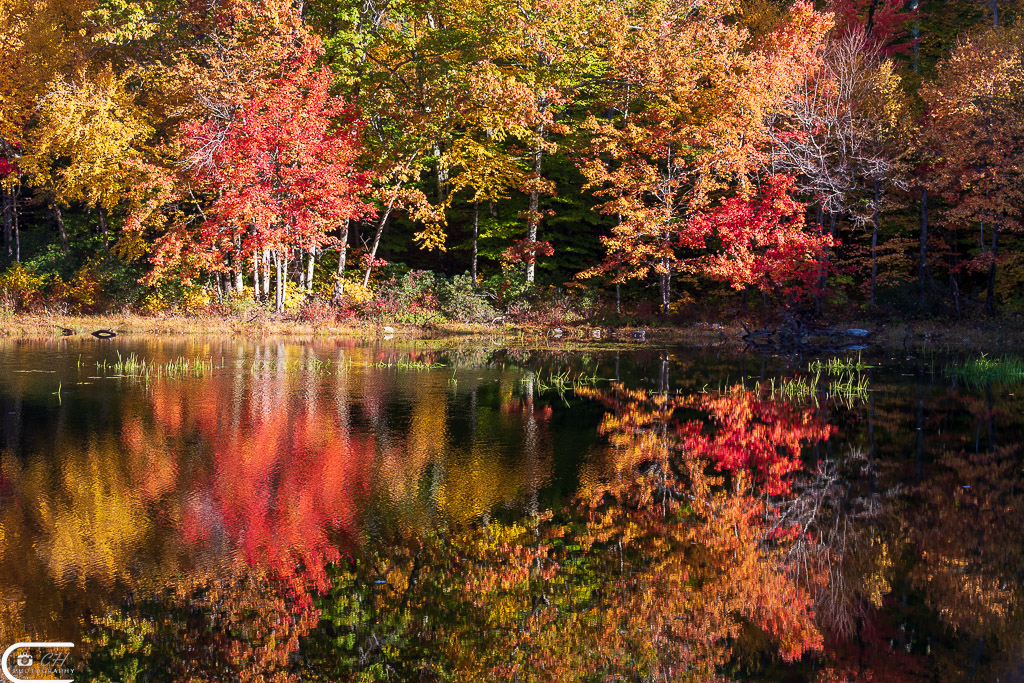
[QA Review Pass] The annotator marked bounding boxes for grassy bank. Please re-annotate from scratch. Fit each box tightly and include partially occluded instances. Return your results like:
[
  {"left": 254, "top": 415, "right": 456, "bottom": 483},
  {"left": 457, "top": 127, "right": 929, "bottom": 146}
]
[
  {"left": 0, "top": 312, "right": 496, "bottom": 339},
  {"left": 3, "top": 311, "right": 1023, "bottom": 354}
]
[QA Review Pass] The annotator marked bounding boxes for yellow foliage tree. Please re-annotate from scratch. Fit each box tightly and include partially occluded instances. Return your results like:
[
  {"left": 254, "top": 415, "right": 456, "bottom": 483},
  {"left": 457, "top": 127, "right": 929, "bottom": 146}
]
[{"left": 21, "top": 66, "right": 153, "bottom": 251}]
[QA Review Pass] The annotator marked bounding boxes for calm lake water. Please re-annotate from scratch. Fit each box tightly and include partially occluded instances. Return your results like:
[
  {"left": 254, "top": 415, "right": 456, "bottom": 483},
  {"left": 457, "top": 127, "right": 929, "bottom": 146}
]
[{"left": 0, "top": 337, "right": 1021, "bottom": 681}]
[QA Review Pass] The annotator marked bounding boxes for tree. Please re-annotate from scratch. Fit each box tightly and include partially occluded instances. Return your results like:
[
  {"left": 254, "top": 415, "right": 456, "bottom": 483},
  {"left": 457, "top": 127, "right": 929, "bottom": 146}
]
[
  {"left": 580, "top": 0, "right": 831, "bottom": 312},
  {"left": 685, "top": 173, "right": 834, "bottom": 303},
  {"left": 309, "top": 0, "right": 468, "bottom": 288},
  {"left": 922, "top": 24, "right": 1024, "bottom": 315},
  {"left": 20, "top": 67, "right": 153, "bottom": 253},
  {"left": 441, "top": 135, "right": 527, "bottom": 284},
  {"left": 459, "top": 0, "right": 612, "bottom": 283},
  {"left": 768, "top": 28, "right": 911, "bottom": 311},
  {"left": 166, "top": 44, "right": 370, "bottom": 311}
]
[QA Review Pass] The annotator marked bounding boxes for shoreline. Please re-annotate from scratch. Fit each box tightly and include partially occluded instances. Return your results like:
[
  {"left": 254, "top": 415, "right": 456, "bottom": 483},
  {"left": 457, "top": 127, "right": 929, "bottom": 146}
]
[
  {"left": 0, "top": 313, "right": 730, "bottom": 346},
  {"left": 2, "top": 312, "right": 1023, "bottom": 354}
]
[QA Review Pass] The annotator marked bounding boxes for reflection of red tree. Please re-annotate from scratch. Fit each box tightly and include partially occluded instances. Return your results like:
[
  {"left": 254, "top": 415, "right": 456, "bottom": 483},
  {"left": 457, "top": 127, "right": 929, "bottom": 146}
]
[
  {"left": 122, "top": 375, "right": 371, "bottom": 605},
  {"left": 562, "top": 385, "right": 830, "bottom": 675},
  {"left": 580, "top": 384, "right": 834, "bottom": 496},
  {"left": 680, "top": 388, "right": 835, "bottom": 496}
]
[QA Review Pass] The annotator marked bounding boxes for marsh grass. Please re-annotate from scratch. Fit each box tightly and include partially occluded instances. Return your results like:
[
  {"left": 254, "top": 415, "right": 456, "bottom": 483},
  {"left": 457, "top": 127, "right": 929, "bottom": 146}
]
[
  {"left": 765, "top": 372, "right": 821, "bottom": 402},
  {"left": 757, "top": 365, "right": 869, "bottom": 406},
  {"left": 367, "top": 359, "right": 445, "bottom": 370},
  {"left": 826, "top": 372, "right": 870, "bottom": 406},
  {"left": 946, "top": 354, "right": 1024, "bottom": 387},
  {"left": 529, "top": 369, "right": 604, "bottom": 403},
  {"left": 809, "top": 353, "right": 870, "bottom": 376},
  {"left": 250, "top": 358, "right": 334, "bottom": 374},
  {"left": 98, "top": 351, "right": 219, "bottom": 379}
]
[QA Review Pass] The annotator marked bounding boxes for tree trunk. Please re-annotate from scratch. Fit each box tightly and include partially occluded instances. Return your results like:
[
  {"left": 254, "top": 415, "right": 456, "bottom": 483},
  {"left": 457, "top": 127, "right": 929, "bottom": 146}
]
[
  {"left": 471, "top": 201, "right": 479, "bottom": 287},
  {"left": 951, "top": 229, "right": 961, "bottom": 318},
  {"left": 12, "top": 189, "right": 18, "bottom": 263},
  {"left": 986, "top": 223, "right": 1000, "bottom": 315},
  {"left": 52, "top": 202, "right": 69, "bottom": 253},
  {"left": 97, "top": 206, "right": 110, "bottom": 253},
  {"left": 2, "top": 187, "right": 10, "bottom": 257},
  {"left": 262, "top": 249, "right": 270, "bottom": 299},
  {"left": 253, "top": 252, "right": 261, "bottom": 302},
  {"left": 659, "top": 255, "right": 671, "bottom": 314},
  {"left": 362, "top": 153, "right": 421, "bottom": 288},
  {"left": 525, "top": 132, "right": 544, "bottom": 284},
  {"left": 435, "top": 142, "right": 448, "bottom": 205},
  {"left": 334, "top": 220, "right": 349, "bottom": 298},
  {"left": 816, "top": 211, "right": 837, "bottom": 315},
  {"left": 815, "top": 206, "right": 826, "bottom": 316},
  {"left": 919, "top": 187, "right": 928, "bottom": 308},
  {"left": 306, "top": 247, "right": 316, "bottom": 293},
  {"left": 363, "top": 212, "right": 391, "bottom": 288},
  {"left": 275, "top": 251, "right": 284, "bottom": 313},
  {"left": 871, "top": 179, "right": 880, "bottom": 307}
]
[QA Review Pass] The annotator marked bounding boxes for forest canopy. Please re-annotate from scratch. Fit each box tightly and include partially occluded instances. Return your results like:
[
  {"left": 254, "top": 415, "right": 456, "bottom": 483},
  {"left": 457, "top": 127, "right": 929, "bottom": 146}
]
[{"left": 1, "top": 0, "right": 1022, "bottom": 322}]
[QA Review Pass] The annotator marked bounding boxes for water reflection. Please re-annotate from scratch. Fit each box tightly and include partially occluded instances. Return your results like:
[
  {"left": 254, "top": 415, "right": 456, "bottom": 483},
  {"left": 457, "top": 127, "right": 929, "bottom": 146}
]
[{"left": 0, "top": 339, "right": 1022, "bottom": 679}]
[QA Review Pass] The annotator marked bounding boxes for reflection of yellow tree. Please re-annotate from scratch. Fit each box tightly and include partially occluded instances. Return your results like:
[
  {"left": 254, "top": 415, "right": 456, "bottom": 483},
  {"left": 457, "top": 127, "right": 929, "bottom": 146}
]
[
  {"left": 378, "top": 372, "right": 451, "bottom": 504},
  {"left": 907, "top": 447, "right": 1024, "bottom": 650},
  {"left": 84, "top": 559, "right": 321, "bottom": 683},
  {"left": 0, "top": 438, "right": 154, "bottom": 643},
  {"left": 436, "top": 378, "right": 554, "bottom": 522}
]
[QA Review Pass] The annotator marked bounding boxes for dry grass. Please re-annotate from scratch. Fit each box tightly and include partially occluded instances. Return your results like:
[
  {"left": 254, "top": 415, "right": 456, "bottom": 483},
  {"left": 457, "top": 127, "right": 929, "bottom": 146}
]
[
  {"left": 0, "top": 312, "right": 504, "bottom": 340},
  {"left": 5, "top": 311, "right": 1015, "bottom": 353},
  {"left": 0, "top": 312, "right": 743, "bottom": 345}
]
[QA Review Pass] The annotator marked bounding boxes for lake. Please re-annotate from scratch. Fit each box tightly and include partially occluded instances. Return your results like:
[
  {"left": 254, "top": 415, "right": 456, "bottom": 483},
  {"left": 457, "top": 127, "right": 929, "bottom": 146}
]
[{"left": 0, "top": 337, "right": 1021, "bottom": 681}]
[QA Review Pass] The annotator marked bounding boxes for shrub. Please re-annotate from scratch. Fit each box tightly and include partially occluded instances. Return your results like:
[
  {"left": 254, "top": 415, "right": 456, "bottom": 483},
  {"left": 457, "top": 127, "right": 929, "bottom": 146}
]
[
  {"left": 297, "top": 298, "right": 341, "bottom": 324},
  {"left": 51, "top": 261, "right": 104, "bottom": 312},
  {"left": 0, "top": 263, "right": 47, "bottom": 310},
  {"left": 395, "top": 270, "right": 440, "bottom": 310},
  {"left": 140, "top": 291, "right": 171, "bottom": 315},
  {"left": 224, "top": 288, "right": 268, "bottom": 319},
  {"left": 337, "top": 278, "right": 373, "bottom": 307},
  {"left": 483, "top": 264, "right": 534, "bottom": 318},
  {"left": 182, "top": 287, "right": 213, "bottom": 314},
  {"left": 438, "top": 274, "right": 496, "bottom": 323}
]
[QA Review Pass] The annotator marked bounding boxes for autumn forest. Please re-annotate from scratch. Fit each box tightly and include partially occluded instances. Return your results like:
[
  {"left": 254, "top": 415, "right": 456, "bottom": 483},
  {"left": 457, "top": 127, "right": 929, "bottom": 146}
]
[{"left": 1, "top": 0, "right": 1022, "bottom": 324}]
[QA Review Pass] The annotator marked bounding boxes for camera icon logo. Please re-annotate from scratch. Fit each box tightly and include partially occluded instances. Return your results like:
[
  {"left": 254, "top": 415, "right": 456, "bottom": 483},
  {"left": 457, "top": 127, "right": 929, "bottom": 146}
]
[{"left": 2, "top": 642, "right": 75, "bottom": 682}]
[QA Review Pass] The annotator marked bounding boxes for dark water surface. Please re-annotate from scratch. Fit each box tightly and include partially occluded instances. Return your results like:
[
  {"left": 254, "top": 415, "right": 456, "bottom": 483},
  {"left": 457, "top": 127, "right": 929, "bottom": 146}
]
[{"left": 0, "top": 337, "right": 1021, "bottom": 681}]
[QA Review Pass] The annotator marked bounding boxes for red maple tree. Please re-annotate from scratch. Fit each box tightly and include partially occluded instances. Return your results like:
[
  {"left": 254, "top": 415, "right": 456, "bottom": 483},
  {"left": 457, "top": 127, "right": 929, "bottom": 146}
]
[{"left": 171, "top": 43, "right": 371, "bottom": 309}]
